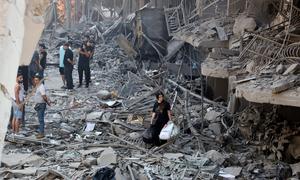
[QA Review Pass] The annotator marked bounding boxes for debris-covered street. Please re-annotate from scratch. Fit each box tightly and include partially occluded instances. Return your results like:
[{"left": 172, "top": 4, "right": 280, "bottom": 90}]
[{"left": 2, "top": 0, "right": 300, "bottom": 179}]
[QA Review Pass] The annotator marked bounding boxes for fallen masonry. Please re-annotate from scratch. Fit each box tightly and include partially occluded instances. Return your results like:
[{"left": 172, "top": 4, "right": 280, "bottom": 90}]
[{"left": 2, "top": 0, "right": 300, "bottom": 180}]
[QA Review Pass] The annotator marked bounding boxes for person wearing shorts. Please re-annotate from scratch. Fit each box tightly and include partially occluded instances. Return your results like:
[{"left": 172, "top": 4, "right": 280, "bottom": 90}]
[
  {"left": 59, "top": 45, "right": 66, "bottom": 88},
  {"left": 12, "top": 73, "right": 25, "bottom": 135}
]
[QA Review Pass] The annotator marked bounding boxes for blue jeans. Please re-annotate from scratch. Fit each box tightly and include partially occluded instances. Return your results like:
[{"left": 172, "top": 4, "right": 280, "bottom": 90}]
[{"left": 36, "top": 103, "right": 46, "bottom": 133}]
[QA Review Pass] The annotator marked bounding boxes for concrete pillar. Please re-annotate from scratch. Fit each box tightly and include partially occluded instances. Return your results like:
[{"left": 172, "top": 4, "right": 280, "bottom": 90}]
[{"left": 0, "top": 0, "right": 46, "bottom": 162}]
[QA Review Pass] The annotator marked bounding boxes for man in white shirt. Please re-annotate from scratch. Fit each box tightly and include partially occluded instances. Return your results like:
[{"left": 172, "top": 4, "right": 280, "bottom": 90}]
[{"left": 33, "top": 73, "right": 50, "bottom": 139}]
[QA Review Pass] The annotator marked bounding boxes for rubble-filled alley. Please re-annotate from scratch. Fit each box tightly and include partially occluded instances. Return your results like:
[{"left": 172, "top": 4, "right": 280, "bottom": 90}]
[{"left": 2, "top": 0, "right": 300, "bottom": 179}]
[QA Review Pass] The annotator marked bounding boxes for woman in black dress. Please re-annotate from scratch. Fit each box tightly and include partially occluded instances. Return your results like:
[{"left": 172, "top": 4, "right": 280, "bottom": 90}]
[{"left": 151, "top": 92, "right": 172, "bottom": 146}]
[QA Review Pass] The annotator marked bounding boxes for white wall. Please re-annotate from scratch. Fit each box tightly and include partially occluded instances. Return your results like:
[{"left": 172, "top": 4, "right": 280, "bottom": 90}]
[{"left": 0, "top": 0, "right": 46, "bottom": 162}]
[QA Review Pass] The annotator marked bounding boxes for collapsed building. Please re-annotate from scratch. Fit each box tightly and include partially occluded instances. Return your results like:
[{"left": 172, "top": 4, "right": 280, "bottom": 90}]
[{"left": 1, "top": 0, "right": 300, "bottom": 179}]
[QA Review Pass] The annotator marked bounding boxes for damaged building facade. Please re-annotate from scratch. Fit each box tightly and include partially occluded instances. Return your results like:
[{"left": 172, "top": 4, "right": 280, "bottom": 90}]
[{"left": 2, "top": 0, "right": 300, "bottom": 179}]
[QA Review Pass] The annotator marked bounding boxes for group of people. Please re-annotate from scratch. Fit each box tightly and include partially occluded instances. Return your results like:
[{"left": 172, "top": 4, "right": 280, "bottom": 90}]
[
  {"left": 58, "top": 35, "right": 95, "bottom": 90},
  {"left": 11, "top": 35, "right": 95, "bottom": 139},
  {"left": 12, "top": 70, "right": 50, "bottom": 139},
  {"left": 11, "top": 43, "right": 50, "bottom": 138}
]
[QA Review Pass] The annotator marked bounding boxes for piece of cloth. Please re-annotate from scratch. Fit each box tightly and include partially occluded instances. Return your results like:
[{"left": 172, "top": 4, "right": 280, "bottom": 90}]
[
  {"left": 152, "top": 100, "right": 170, "bottom": 145},
  {"left": 59, "top": 46, "right": 65, "bottom": 68},
  {"left": 64, "top": 66, "right": 74, "bottom": 89},
  {"left": 36, "top": 103, "right": 46, "bottom": 133},
  {"left": 63, "top": 48, "right": 74, "bottom": 68},
  {"left": 59, "top": 67, "right": 65, "bottom": 75},
  {"left": 34, "top": 84, "right": 46, "bottom": 103}
]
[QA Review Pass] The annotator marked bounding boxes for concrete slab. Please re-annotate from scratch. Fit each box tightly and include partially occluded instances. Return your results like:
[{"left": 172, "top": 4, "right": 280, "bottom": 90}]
[
  {"left": 236, "top": 79, "right": 300, "bottom": 107},
  {"left": 201, "top": 58, "right": 241, "bottom": 78},
  {"left": 1, "top": 153, "right": 31, "bottom": 167}
]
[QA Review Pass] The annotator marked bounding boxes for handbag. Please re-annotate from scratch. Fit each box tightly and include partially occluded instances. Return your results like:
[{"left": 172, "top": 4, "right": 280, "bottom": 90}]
[{"left": 159, "top": 121, "right": 179, "bottom": 140}]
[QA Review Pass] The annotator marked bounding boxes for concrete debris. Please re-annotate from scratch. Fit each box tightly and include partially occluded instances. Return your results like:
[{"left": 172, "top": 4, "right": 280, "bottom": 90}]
[
  {"left": 205, "top": 150, "right": 225, "bottom": 165},
  {"left": 283, "top": 63, "right": 300, "bottom": 76},
  {"left": 163, "top": 153, "right": 184, "bottom": 160},
  {"left": 86, "top": 111, "right": 104, "bottom": 120},
  {"left": 219, "top": 166, "right": 242, "bottom": 178},
  {"left": 3, "top": 1, "right": 300, "bottom": 179},
  {"left": 271, "top": 76, "right": 299, "bottom": 94},
  {"left": 276, "top": 64, "right": 285, "bottom": 74},
  {"left": 204, "top": 110, "right": 222, "bottom": 122},
  {"left": 1, "top": 153, "right": 31, "bottom": 167},
  {"left": 208, "top": 122, "right": 222, "bottom": 136},
  {"left": 96, "top": 147, "right": 117, "bottom": 167},
  {"left": 233, "top": 14, "right": 256, "bottom": 37}
]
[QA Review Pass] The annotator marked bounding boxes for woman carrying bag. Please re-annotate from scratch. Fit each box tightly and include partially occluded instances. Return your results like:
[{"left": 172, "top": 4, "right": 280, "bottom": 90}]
[{"left": 150, "top": 92, "right": 172, "bottom": 146}]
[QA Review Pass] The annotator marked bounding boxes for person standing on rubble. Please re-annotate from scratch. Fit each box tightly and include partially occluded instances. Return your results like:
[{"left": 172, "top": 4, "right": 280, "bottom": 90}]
[
  {"left": 33, "top": 73, "right": 50, "bottom": 139},
  {"left": 78, "top": 43, "right": 91, "bottom": 88},
  {"left": 87, "top": 40, "right": 94, "bottom": 84},
  {"left": 63, "top": 42, "right": 75, "bottom": 90},
  {"left": 29, "top": 51, "right": 40, "bottom": 87},
  {"left": 151, "top": 92, "right": 172, "bottom": 146},
  {"left": 59, "top": 42, "right": 72, "bottom": 88},
  {"left": 12, "top": 72, "right": 25, "bottom": 135},
  {"left": 39, "top": 43, "right": 47, "bottom": 79}
]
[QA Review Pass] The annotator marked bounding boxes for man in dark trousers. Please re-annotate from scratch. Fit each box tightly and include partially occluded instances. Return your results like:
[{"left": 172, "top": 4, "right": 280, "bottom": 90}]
[
  {"left": 63, "top": 43, "right": 75, "bottom": 90},
  {"left": 29, "top": 51, "right": 40, "bottom": 87},
  {"left": 86, "top": 40, "right": 94, "bottom": 84},
  {"left": 78, "top": 43, "right": 91, "bottom": 88},
  {"left": 39, "top": 43, "right": 47, "bottom": 79}
]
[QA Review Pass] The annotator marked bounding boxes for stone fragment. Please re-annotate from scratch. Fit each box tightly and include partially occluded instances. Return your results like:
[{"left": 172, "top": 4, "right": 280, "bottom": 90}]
[
  {"left": 163, "top": 153, "right": 184, "bottom": 160},
  {"left": 205, "top": 150, "right": 225, "bottom": 165},
  {"left": 82, "top": 157, "right": 97, "bottom": 167},
  {"left": 283, "top": 63, "right": 299, "bottom": 75},
  {"left": 233, "top": 15, "right": 256, "bottom": 37},
  {"left": 97, "top": 147, "right": 117, "bottom": 167},
  {"left": 204, "top": 110, "right": 221, "bottom": 121},
  {"left": 276, "top": 64, "right": 285, "bottom": 74},
  {"left": 223, "top": 166, "right": 242, "bottom": 177},
  {"left": 69, "top": 162, "right": 81, "bottom": 169},
  {"left": 208, "top": 122, "right": 222, "bottom": 135},
  {"left": 86, "top": 111, "right": 103, "bottom": 120}
]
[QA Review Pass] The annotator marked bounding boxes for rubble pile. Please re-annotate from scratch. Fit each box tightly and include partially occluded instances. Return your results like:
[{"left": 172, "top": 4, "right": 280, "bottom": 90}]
[{"left": 3, "top": 0, "right": 300, "bottom": 179}]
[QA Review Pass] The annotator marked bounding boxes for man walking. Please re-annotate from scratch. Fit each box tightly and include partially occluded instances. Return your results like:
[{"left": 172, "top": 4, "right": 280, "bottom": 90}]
[
  {"left": 33, "top": 73, "right": 50, "bottom": 139},
  {"left": 78, "top": 43, "right": 91, "bottom": 88},
  {"left": 63, "top": 43, "right": 75, "bottom": 90}
]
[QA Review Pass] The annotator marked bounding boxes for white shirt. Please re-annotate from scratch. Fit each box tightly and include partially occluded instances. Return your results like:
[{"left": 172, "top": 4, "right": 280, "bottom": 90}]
[
  {"left": 14, "top": 83, "right": 25, "bottom": 102},
  {"left": 34, "top": 84, "right": 46, "bottom": 103}
]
